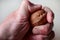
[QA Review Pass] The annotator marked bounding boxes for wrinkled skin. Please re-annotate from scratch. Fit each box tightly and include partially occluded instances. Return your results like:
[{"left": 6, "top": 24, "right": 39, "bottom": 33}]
[{"left": 0, "top": 0, "right": 55, "bottom": 40}]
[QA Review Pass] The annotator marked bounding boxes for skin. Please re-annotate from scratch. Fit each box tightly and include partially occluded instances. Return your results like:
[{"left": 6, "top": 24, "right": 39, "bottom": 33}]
[{"left": 0, "top": 0, "right": 54, "bottom": 40}]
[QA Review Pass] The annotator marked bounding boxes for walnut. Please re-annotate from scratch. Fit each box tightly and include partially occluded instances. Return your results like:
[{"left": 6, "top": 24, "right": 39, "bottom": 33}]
[{"left": 30, "top": 9, "right": 47, "bottom": 27}]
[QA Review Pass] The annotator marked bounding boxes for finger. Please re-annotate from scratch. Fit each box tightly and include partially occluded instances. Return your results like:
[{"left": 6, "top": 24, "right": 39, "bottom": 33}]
[
  {"left": 23, "top": 34, "right": 48, "bottom": 40},
  {"left": 31, "top": 35, "right": 48, "bottom": 40},
  {"left": 23, "top": 31, "right": 55, "bottom": 40},
  {"left": 16, "top": 0, "right": 31, "bottom": 20},
  {"left": 28, "top": 1, "right": 42, "bottom": 13},
  {"left": 43, "top": 7, "right": 54, "bottom": 23},
  {"left": 28, "top": 31, "right": 55, "bottom": 40},
  {"left": 48, "top": 31, "right": 55, "bottom": 40},
  {"left": 32, "top": 23, "right": 53, "bottom": 35},
  {"left": 17, "top": 0, "right": 29, "bottom": 16}
]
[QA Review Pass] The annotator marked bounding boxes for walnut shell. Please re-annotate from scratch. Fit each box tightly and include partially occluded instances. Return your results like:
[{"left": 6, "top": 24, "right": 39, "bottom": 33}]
[{"left": 30, "top": 9, "right": 47, "bottom": 27}]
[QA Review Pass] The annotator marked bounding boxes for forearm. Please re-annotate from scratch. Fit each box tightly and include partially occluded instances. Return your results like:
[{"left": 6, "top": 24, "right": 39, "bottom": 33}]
[
  {"left": 0, "top": 21, "right": 12, "bottom": 39},
  {"left": 0, "top": 12, "right": 16, "bottom": 39},
  {"left": 0, "top": 12, "right": 29, "bottom": 40}
]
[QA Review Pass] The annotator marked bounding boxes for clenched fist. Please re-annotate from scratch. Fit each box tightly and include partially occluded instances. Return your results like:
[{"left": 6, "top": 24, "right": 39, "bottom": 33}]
[{"left": 0, "top": 0, "right": 55, "bottom": 40}]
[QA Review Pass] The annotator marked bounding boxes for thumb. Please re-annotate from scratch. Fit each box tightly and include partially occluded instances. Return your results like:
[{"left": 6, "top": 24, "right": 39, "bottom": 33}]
[
  {"left": 17, "top": 0, "right": 42, "bottom": 15},
  {"left": 28, "top": 1, "right": 42, "bottom": 13},
  {"left": 17, "top": 0, "right": 29, "bottom": 17}
]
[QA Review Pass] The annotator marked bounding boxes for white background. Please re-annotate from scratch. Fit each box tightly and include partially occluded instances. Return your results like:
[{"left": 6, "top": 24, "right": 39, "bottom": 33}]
[{"left": 0, "top": 0, "right": 60, "bottom": 40}]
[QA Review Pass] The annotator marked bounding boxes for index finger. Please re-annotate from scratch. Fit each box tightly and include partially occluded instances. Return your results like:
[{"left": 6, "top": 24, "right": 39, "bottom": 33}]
[{"left": 43, "top": 7, "right": 54, "bottom": 23}]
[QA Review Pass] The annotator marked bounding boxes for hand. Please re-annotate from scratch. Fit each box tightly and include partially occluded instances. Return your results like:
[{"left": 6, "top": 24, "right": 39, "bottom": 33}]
[
  {"left": 21, "top": 0, "right": 55, "bottom": 40},
  {"left": 0, "top": 0, "right": 55, "bottom": 40}
]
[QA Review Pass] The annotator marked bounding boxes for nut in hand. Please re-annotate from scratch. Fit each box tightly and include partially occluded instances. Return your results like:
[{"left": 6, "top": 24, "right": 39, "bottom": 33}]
[{"left": 30, "top": 9, "right": 47, "bottom": 27}]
